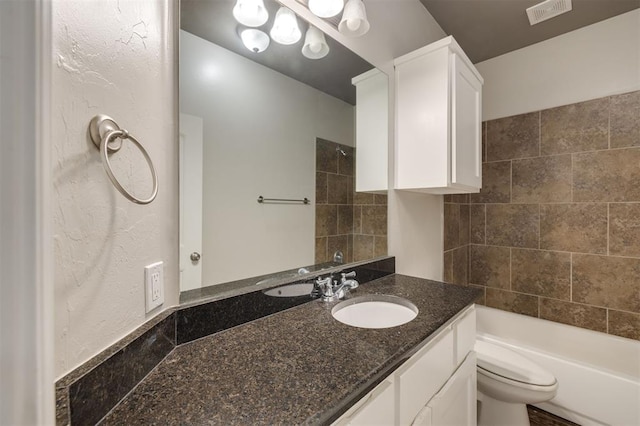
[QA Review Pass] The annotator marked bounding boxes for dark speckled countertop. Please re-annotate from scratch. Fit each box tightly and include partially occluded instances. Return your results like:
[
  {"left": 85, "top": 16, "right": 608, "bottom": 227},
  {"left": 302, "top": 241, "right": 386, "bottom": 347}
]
[{"left": 100, "top": 275, "right": 480, "bottom": 425}]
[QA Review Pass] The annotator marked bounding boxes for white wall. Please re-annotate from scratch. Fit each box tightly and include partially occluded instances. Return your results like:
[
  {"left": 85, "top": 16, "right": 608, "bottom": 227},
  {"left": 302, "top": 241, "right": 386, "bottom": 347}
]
[
  {"left": 52, "top": 0, "right": 179, "bottom": 378},
  {"left": 180, "top": 31, "right": 354, "bottom": 286},
  {"left": 477, "top": 9, "right": 640, "bottom": 121}
]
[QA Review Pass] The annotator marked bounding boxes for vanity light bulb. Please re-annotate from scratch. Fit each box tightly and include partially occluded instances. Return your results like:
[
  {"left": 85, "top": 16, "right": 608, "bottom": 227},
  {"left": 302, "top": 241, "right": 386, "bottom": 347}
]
[
  {"left": 240, "top": 29, "right": 270, "bottom": 53},
  {"left": 302, "top": 25, "right": 329, "bottom": 59},
  {"left": 308, "top": 0, "right": 344, "bottom": 18},
  {"left": 270, "top": 7, "right": 302, "bottom": 45},
  {"left": 232, "top": 0, "right": 269, "bottom": 27},
  {"left": 338, "top": 0, "right": 370, "bottom": 37}
]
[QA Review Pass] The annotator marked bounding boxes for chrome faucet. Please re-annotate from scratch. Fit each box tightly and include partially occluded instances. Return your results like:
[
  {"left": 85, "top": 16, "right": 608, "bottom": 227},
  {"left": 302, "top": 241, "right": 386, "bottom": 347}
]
[{"left": 314, "top": 271, "right": 359, "bottom": 302}]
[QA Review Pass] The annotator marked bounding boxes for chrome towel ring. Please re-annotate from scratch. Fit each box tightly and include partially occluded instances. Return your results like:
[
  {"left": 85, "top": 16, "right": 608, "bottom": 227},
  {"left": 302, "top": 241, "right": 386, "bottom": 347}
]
[{"left": 89, "top": 115, "right": 158, "bottom": 205}]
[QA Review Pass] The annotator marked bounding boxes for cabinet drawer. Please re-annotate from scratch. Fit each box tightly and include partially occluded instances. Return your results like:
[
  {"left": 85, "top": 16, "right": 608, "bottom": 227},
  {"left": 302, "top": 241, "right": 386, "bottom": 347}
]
[
  {"left": 398, "top": 328, "right": 455, "bottom": 425},
  {"left": 333, "top": 379, "right": 395, "bottom": 426},
  {"left": 455, "top": 307, "right": 476, "bottom": 366}
]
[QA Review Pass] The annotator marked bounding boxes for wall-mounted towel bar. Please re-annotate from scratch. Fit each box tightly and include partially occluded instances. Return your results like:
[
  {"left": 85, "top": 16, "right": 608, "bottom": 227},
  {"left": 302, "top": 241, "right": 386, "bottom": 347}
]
[
  {"left": 89, "top": 115, "right": 158, "bottom": 205},
  {"left": 257, "top": 196, "right": 310, "bottom": 205}
]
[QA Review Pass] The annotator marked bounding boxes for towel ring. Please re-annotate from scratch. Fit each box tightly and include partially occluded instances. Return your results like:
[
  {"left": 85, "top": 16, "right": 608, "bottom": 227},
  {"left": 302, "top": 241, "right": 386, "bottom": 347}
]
[{"left": 89, "top": 115, "right": 158, "bottom": 205}]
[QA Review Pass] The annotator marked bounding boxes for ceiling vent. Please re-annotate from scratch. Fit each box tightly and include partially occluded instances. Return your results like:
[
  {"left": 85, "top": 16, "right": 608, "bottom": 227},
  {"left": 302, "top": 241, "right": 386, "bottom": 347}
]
[{"left": 526, "top": 0, "right": 572, "bottom": 26}]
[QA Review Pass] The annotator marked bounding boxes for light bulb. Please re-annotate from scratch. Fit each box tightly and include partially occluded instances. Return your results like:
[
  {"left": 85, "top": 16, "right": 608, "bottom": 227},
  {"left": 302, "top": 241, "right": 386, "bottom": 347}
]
[
  {"left": 302, "top": 25, "right": 329, "bottom": 60},
  {"left": 240, "top": 29, "right": 270, "bottom": 53},
  {"left": 308, "top": 0, "right": 344, "bottom": 18},
  {"left": 270, "top": 7, "right": 302, "bottom": 45},
  {"left": 232, "top": 0, "right": 269, "bottom": 27},
  {"left": 338, "top": 0, "right": 370, "bottom": 37}
]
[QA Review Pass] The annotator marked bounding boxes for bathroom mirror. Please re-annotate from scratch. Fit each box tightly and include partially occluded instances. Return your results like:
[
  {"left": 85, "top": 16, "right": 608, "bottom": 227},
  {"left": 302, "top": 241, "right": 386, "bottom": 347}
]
[{"left": 179, "top": 0, "right": 388, "bottom": 298}]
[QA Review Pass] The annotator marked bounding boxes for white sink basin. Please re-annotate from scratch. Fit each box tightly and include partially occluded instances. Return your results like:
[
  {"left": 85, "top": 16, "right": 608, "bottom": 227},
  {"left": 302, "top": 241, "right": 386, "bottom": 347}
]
[
  {"left": 263, "top": 282, "right": 314, "bottom": 297},
  {"left": 332, "top": 295, "right": 418, "bottom": 329}
]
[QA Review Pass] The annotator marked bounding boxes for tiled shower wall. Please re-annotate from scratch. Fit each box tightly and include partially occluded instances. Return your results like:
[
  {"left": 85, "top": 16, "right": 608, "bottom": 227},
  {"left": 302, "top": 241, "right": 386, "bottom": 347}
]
[
  {"left": 444, "top": 90, "right": 640, "bottom": 341},
  {"left": 315, "top": 138, "right": 387, "bottom": 264}
]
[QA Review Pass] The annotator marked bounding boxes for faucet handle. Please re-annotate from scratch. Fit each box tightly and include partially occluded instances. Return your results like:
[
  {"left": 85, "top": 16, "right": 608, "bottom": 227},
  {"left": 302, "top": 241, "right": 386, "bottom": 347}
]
[{"left": 341, "top": 271, "right": 356, "bottom": 279}]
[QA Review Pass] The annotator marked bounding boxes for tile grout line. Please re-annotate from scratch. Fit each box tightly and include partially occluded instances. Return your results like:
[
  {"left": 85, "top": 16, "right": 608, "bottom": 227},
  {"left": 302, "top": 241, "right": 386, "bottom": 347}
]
[{"left": 607, "top": 203, "right": 610, "bottom": 256}]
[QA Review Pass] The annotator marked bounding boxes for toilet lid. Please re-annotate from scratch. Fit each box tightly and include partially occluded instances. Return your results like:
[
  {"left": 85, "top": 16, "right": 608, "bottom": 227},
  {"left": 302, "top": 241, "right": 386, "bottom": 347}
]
[{"left": 475, "top": 340, "right": 556, "bottom": 386}]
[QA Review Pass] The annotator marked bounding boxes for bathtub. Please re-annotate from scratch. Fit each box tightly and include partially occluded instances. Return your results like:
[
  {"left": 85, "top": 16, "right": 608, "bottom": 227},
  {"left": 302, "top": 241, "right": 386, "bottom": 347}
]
[{"left": 476, "top": 305, "right": 640, "bottom": 426}]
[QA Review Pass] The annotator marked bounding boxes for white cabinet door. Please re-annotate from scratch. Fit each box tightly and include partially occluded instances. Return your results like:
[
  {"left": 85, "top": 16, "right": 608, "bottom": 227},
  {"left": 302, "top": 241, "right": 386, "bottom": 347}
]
[
  {"left": 394, "top": 36, "right": 483, "bottom": 194},
  {"left": 353, "top": 69, "right": 389, "bottom": 193},
  {"left": 451, "top": 54, "right": 482, "bottom": 189},
  {"left": 333, "top": 379, "right": 395, "bottom": 426},
  {"left": 428, "top": 352, "right": 477, "bottom": 426}
]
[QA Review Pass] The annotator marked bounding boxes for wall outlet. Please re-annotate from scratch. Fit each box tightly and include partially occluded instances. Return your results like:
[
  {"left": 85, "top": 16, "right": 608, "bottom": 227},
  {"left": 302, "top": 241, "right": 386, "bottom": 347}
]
[{"left": 145, "top": 261, "right": 164, "bottom": 313}]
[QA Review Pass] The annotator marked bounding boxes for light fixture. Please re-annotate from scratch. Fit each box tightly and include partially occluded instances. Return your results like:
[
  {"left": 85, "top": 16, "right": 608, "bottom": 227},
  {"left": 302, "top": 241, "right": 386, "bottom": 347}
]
[
  {"left": 302, "top": 25, "right": 329, "bottom": 59},
  {"left": 270, "top": 7, "right": 302, "bottom": 45},
  {"left": 338, "top": 0, "right": 370, "bottom": 37},
  {"left": 240, "top": 28, "right": 270, "bottom": 53},
  {"left": 232, "top": 0, "right": 269, "bottom": 27},
  {"left": 308, "top": 0, "right": 344, "bottom": 18}
]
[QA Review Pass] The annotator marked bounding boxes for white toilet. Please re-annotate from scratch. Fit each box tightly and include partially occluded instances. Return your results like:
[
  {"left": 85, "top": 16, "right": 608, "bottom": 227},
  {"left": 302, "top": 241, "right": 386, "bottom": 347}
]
[{"left": 475, "top": 339, "right": 558, "bottom": 426}]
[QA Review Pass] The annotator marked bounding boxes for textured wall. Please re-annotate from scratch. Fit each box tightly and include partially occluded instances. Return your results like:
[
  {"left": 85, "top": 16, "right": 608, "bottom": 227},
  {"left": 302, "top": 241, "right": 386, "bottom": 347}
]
[
  {"left": 52, "top": 0, "right": 178, "bottom": 377},
  {"left": 444, "top": 91, "right": 640, "bottom": 341}
]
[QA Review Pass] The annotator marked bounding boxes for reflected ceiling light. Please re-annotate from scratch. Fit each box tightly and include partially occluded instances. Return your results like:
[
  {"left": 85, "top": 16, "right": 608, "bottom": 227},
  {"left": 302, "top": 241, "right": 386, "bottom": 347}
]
[
  {"left": 302, "top": 25, "right": 329, "bottom": 59},
  {"left": 308, "top": 0, "right": 344, "bottom": 18},
  {"left": 232, "top": 0, "right": 269, "bottom": 27},
  {"left": 338, "top": 0, "right": 370, "bottom": 37},
  {"left": 270, "top": 7, "right": 302, "bottom": 45},
  {"left": 240, "top": 28, "right": 270, "bottom": 53}
]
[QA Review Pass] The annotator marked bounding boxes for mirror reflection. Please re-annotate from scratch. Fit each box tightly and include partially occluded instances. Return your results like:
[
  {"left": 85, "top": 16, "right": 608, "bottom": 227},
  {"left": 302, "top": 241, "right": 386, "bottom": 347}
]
[{"left": 179, "top": 0, "right": 388, "bottom": 293}]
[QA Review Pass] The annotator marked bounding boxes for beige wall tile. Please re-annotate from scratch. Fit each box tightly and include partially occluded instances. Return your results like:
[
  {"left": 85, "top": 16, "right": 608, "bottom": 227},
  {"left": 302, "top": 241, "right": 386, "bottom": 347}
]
[
  {"left": 540, "top": 203, "right": 607, "bottom": 254},
  {"left": 353, "top": 235, "right": 374, "bottom": 262},
  {"left": 337, "top": 146, "right": 355, "bottom": 176},
  {"left": 470, "top": 161, "right": 511, "bottom": 204},
  {"left": 469, "top": 245, "right": 510, "bottom": 288},
  {"left": 470, "top": 284, "right": 486, "bottom": 305},
  {"left": 327, "top": 235, "right": 349, "bottom": 263},
  {"left": 444, "top": 203, "right": 460, "bottom": 251},
  {"left": 352, "top": 205, "right": 362, "bottom": 234},
  {"left": 487, "top": 112, "right": 540, "bottom": 161},
  {"left": 460, "top": 204, "right": 470, "bottom": 246},
  {"left": 451, "top": 194, "right": 470, "bottom": 204},
  {"left": 374, "top": 194, "right": 388, "bottom": 205},
  {"left": 539, "top": 298, "right": 607, "bottom": 333},
  {"left": 486, "top": 288, "right": 538, "bottom": 317},
  {"left": 337, "top": 205, "right": 353, "bottom": 235},
  {"left": 353, "top": 191, "right": 375, "bottom": 204},
  {"left": 315, "top": 204, "right": 337, "bottom": 237},
  {"left": 443, "top": 250, "right": 453, "bottom": 283},
  {"left": 315, "top": 237, "right": 327, "bottom": 263},
  {"left": 541, "top": 97, "right": 609, "bottom": 155},
  {"left": 327, "top": 173, "right": 350, "bottom": 204},
  {"left": 486, "top": 204, "right": 539, "bottom": 248},
  {"left": 512, "top": 155, "right": 572, "bottom": 203},
  {"left": 470, "top": 204, "right": 486, "bottom": 244},
  {"left": 573, "top": 148, "right": 640, "bottom": 202},
  {"left": 452, "top": 246, "right": 469, "bottom": 286},
  {"left": 608, "top": 310, "right": 640, "bottom": 341},
  {"left": 512, "top": 249, "right": 571, "bottom": 300},
  {"left": 573, "top": 254, "right": 640, "bottom": 313},
  {"left": 361, "top": 205, "right": 387, "bottom": 236},
  {"left": 609, "top": 203, "right": 640, "bottom": 257},
  {"left": 374, "top": 236, "right": 387, "bottom": 258},
  {"left": 316, "top": 138, "right": 338, "bottom": 173},
  {"left": 316, "top": 172, "right": 327, "bottom": 204},
  {"left": 610, "top": 91, "right": 640, "bottom": 149}
]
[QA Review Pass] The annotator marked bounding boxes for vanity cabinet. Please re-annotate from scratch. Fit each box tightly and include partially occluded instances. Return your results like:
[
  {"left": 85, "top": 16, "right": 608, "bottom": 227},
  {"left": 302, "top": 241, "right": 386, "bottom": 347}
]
[
  {"left": 352, "top": 69, "right": 388, "bottom": 193},
  {"left": 394, "top": 36, "right": 483, "bottom": 194},
  {"left": 333, "top": 305, "right": 477, "bottom": 425}
]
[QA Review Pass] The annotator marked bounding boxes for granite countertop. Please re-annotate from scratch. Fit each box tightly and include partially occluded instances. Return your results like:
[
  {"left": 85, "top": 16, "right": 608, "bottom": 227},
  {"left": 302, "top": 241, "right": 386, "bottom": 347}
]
[{"left": 101, "top": 275, "right": 480, "bottom": 425}]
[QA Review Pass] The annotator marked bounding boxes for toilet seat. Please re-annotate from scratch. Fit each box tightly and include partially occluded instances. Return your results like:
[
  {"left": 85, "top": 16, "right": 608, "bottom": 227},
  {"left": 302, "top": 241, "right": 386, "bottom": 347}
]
[{"left": 475, "top": 340, "right": 557, "bottom": 387}]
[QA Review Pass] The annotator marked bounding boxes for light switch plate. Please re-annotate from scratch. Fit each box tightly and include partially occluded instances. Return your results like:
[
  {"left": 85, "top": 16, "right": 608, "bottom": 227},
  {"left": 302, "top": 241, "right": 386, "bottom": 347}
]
[{"left": 145, "top": 261, "right": 164, "bottom": 313}]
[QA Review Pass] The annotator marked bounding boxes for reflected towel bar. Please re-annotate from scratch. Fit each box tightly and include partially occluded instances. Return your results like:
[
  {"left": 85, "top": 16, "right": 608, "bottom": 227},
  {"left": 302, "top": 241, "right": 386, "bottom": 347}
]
[{"left": 257, "top": 196, "right": 310, "bottom": 205}]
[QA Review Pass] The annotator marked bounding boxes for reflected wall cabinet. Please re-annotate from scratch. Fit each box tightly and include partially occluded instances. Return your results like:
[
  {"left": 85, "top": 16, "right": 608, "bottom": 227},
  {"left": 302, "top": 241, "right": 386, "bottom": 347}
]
[
  {"left": 394, "top": 36, "right": 483, "bottom": 194},
  {"left": 352, "top": 69, "right": 389, "bottom": 193}
]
